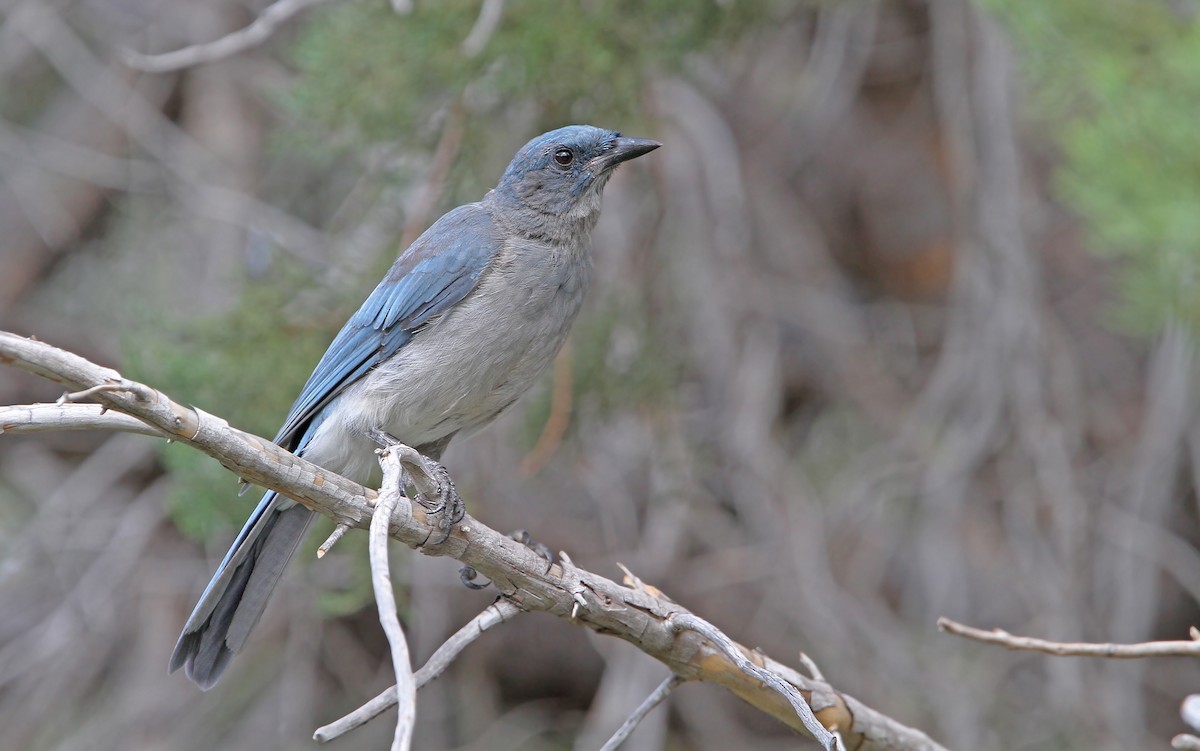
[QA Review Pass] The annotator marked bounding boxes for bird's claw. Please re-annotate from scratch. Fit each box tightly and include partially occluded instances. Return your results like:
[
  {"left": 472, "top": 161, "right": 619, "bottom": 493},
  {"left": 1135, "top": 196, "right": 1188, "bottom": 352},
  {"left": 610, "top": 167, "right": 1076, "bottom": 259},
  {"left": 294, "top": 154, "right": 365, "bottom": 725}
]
[
  {"left": 511, "top": 529, "right": 554, "bottom": 572},
  {"left": 415, "top": 462, "right": 463, "bottom": 546},
  {"left": 459, "top": 565, "right": 489, "bottom": 589},
  {"left": 456, "top": 530, "right": 551, "bottom": 592}
]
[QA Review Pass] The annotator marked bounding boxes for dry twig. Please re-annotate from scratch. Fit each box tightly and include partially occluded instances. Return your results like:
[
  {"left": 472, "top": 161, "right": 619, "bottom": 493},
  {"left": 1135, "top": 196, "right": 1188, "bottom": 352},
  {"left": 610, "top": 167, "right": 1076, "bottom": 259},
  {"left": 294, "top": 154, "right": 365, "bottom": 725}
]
[
  {"left": 371, "top": 446, "right": 416, "bottom": 751},
  {"left": 938, "top": 617, "right": 1200, "bottom": 658},
  {"left": 597, "top": 674, "right": 681, "bottom": 751},
  {"left": 315, "top": 598, "right": 523, "bottom": 742}
]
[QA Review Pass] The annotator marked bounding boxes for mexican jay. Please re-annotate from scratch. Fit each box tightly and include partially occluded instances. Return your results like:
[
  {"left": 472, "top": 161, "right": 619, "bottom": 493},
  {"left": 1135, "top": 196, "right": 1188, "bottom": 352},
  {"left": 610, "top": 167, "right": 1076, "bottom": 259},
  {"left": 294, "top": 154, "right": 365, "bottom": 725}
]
[{"left": 169, "top": 125, "right": 660, "bottom": 689}]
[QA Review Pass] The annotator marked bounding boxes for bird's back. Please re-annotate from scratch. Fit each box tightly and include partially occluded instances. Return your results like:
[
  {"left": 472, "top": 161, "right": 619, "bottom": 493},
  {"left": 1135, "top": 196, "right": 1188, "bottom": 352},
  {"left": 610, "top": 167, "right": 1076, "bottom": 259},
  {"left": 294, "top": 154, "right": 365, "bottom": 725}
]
[{"left": 302, "top": 208, "right": 592, "bottom": 482}]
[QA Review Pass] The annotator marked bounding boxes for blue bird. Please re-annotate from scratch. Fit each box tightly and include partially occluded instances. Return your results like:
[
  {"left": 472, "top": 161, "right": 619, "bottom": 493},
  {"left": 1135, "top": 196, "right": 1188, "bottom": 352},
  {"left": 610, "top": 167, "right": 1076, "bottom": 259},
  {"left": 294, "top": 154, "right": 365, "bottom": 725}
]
[{"left": 169, "top": 125, "right": 660, "bottom": 689}]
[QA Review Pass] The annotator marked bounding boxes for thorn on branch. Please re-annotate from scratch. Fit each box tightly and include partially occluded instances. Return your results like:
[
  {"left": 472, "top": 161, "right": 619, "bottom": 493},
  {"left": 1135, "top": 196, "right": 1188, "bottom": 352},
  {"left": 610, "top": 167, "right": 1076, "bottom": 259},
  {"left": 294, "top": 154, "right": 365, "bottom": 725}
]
[
  {"left": 798, "top": 651, "right": 827, "bottom": 683},
  {"left": 616, "top": 561, "right": 667, "bottom": 600},
  {"left": 558, "top": 551, "right": 588, "bottom": 620}
]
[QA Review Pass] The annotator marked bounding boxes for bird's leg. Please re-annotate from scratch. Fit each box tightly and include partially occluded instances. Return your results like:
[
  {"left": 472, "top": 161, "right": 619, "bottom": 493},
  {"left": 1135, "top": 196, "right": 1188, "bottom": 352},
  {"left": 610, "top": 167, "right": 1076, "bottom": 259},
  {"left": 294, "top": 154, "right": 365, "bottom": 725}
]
[{"left": 365, "top": 428, "right": 464, "bottom": 545}]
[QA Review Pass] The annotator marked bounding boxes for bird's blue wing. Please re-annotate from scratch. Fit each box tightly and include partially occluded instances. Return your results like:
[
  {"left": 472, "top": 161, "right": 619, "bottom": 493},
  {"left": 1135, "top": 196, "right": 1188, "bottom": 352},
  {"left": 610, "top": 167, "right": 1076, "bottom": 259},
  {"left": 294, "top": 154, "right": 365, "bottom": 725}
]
[{"left": 273, "top": 203, "right": 500, "bottom": 450}]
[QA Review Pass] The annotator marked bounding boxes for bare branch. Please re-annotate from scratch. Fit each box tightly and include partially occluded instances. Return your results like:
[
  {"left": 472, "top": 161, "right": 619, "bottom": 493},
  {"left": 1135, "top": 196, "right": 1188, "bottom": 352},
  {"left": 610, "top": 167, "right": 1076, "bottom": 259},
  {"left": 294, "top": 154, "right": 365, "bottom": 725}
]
[
  {"left": 410, "top": 598, "right": 521, "bottom": 686},
  {"left": 371, "top": 447, "right": 415, "bottom": 751},
  {"left": 121, "top": 0, "right": 338, "bottom": 74},
  {"left": 460, "top": 0, "right": 505, "bottom": 57},
  {"left": 598, "top": 674, "right": 680, "bottom": 751},
  {"left": 668, "top": 613, "right": 841, "bottom": 751},
  {"left": 0, "top": 403, "right": 163, "bottom": 438},
  {"left": 10, "top": 4, "right": 328, "bottom": 265},
  {"left": 938, "top": 617, "right": 1200, "bottom": 658},
  {"left": 314, "top": 598, "right": 523, "bottom": 742},
  {"left": 0, "top": 331, "right": 947, "bottom": 751}
]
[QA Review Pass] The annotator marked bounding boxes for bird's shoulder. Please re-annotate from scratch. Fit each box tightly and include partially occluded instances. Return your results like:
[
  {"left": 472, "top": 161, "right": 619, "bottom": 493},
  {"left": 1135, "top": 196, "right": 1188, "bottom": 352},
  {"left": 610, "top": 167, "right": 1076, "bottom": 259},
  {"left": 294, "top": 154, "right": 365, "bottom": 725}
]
[
  {"left": 272, "top": 202, "right": 502, "bottom": 449},
  {"left": 353, "top": 202, "right": 503, "bottom": 332}
]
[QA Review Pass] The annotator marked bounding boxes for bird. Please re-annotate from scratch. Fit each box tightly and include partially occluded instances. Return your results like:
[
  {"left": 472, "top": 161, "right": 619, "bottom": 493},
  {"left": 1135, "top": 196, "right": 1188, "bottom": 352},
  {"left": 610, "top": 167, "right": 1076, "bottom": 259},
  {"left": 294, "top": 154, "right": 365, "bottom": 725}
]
[{"left": 169, "top": 125, "right": 661, "bottom": 689}]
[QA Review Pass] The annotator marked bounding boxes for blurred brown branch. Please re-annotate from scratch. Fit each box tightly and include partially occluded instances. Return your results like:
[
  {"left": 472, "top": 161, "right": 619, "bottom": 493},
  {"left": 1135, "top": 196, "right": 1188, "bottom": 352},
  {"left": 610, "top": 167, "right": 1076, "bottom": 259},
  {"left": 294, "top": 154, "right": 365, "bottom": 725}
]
[
  {"left": 0, "top": 330, "right": 947, "bottom": 751},
  {"left": 938, "top": 617, "right": 1200, "bottom": 659}
]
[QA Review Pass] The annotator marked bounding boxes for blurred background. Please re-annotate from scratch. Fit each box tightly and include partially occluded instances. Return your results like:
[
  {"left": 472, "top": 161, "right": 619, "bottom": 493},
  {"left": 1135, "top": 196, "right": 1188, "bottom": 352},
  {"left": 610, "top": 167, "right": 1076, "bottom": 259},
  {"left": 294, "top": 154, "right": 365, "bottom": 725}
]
[{"left": 2, "top": 0, "right": 1199, "bottom": 749}]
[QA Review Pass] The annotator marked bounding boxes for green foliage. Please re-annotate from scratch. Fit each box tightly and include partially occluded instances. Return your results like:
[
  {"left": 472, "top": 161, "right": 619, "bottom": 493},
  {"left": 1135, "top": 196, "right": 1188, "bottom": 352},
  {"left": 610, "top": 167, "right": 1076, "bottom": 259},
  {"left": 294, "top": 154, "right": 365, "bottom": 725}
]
[
  {"left": 984, "top": 0, "right": 1200, "bottom": 334},
  {"left": 290, "top": 0, "right": 751, "bottom": 139},
  {"left": 285, "top": 0, "right": 762, "bottom": 202},
  {"left": 122, "top": 270, "right": 337, "bottom": 540}
]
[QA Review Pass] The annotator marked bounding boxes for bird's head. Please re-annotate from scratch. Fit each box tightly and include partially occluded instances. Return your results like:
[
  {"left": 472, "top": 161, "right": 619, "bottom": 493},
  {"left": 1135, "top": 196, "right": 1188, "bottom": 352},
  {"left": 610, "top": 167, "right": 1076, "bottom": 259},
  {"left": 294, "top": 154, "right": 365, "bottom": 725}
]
[{"left": 492, "top": 125, "right": 660, "bottom": 234}]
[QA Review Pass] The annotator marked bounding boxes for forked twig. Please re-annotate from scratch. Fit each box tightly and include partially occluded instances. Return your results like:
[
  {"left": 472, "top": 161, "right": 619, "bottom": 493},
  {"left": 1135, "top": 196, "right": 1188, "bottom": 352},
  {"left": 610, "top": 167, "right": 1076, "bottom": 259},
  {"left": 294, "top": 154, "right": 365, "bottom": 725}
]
[{"left": 315, "top": 598, "right": 523, "bottom": 742}]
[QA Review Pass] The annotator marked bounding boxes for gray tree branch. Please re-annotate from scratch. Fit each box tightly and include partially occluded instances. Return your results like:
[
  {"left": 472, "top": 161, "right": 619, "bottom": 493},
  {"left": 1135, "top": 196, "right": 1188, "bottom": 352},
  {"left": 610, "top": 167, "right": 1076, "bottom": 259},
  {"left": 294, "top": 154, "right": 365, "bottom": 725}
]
[{"left": 0, "top": 330, "right": 948, "bottom": 751}]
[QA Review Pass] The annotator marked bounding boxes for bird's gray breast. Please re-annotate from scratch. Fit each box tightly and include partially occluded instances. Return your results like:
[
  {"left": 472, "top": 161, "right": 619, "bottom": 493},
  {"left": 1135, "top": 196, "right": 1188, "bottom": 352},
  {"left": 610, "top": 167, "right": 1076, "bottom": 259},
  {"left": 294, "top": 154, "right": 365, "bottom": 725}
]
[{"left": 347, "top": 236, "right": 592, "bottom": 452}]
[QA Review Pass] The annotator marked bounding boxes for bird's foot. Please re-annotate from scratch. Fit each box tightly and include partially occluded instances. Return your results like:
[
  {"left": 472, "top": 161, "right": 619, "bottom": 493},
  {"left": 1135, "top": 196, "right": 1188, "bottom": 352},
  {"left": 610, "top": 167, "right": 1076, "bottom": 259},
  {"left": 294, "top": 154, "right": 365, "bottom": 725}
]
[
  {"left": 365, "top": 428, "right": 464, "bottom": 544},
  {"left": 510, "top": 529, "right": 554, "bottom": 572},
  {"left": 415, "top": 462, "right": 464, "bottom": 545},
  {"left": 457, "top": 529, "right": 553, "bottom": 592},
  {"left": 459, "top": 565, "right": 488, "bottom": 589}
]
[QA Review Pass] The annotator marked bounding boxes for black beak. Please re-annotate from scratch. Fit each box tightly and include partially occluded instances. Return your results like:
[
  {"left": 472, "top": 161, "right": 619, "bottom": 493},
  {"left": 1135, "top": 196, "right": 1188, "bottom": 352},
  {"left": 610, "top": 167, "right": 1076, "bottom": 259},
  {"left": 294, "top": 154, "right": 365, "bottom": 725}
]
[{"left": 594, "top": 137, "right": 662, "bottom": 171}]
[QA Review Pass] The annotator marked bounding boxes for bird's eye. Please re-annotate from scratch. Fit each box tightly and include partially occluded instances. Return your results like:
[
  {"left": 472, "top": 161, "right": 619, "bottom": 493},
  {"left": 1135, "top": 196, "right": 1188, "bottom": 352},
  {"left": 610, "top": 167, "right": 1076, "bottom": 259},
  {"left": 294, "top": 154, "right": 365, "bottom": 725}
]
[{"left": 553, "top": 148, "right": 574, "bottom": 166}]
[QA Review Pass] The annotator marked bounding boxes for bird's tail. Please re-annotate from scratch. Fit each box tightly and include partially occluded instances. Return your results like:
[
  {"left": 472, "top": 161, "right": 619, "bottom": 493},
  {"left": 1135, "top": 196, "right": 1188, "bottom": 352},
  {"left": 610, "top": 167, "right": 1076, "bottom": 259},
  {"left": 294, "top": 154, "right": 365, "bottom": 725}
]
[{"left": 169, "top": 490, "right": 315, "bottom": 689}]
